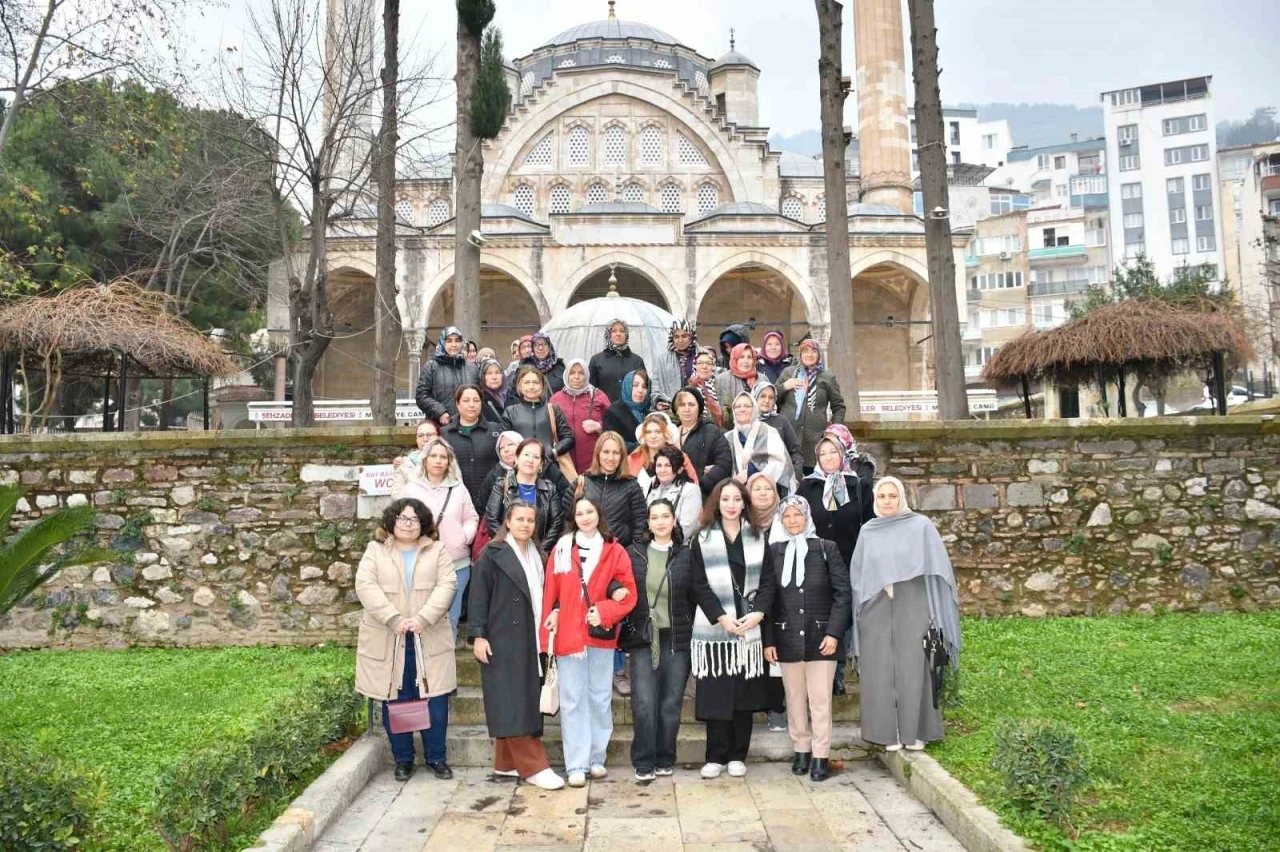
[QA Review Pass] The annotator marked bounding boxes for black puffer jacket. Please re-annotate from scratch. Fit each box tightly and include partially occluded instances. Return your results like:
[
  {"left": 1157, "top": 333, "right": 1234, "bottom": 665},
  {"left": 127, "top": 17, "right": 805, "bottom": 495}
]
[
  {"left": 757, "top": 537, "right": 852, "bottom": 662},
  {"left": 568, "top": 471, "right": 648, "bottom": 548},
  {"left": 619, "top": 542, "right": 696, "bottom": 653},
  {"left": 442, "top": 420, "right": 501, "bottom": 512},
  {"left": 589, "top": 348, "right": 646, "bottom": 405},
  {"left": 484, "top": 473, "right": 564, "bottom": 553},
  {"left": 680, "top": 423, "right": 733, "bottom": 498},
  {"left": 601, "top": 400, "right": 645, "bottom": 451},
  {"left": 502, "top": 398, "right": 574, "bottom": 462},
  {"left": 415, "top": 354, "right": 480, "bottom": 422},
  {"left": 796, "top": 458, "right": 876, "bottom": 566}
]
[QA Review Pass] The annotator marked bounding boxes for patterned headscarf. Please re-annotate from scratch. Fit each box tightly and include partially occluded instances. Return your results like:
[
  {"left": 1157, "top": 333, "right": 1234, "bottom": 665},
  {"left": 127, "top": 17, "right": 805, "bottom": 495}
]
[
  {"left": 496, "top": 430, "right": 524, "bottom": 471},
  {"left": 791, "top": 339, "right": 825, "bottom": 417},
  {"left": 530, "top": 332, "right": 558, "bottom": 372},
  {"left": 604, "top": 319, "right": 631, "bottom": 354},
  {"left": 434, "top": 326, "right": 465, "bottom": 364},
  {"left": 560, "top": 358, "right": 594, "bottom": 398},
  {"left": 479, "top": 358, "right": 509, "bottom": 407},
  {"left": 668, "top": 320, "right": 699, "bottom": 381},
  {"left": 805, "top": 433, "right": 852, "bottom": 508}
]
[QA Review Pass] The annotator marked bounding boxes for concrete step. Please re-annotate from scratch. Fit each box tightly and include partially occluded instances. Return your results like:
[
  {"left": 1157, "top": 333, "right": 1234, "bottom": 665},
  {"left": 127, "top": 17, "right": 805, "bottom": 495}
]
[
  {"left": 374, "top": 721, "right": 871, "bottom": 768},
  {"left": 447, "top": 686, "right": 860, "bottom": 726}
]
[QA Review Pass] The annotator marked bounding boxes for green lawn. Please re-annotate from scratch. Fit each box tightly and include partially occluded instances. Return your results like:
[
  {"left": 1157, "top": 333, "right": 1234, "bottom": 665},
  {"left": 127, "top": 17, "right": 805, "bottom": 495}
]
[
  {"left": 0, "top": 645, "right": 358, "bottom": 851},
  {"left": 934, "top": 612, "right": 1280, "bottom": 851}
]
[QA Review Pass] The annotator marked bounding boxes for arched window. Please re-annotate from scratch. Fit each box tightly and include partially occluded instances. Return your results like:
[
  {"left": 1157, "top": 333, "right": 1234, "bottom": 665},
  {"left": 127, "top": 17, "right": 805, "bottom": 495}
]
[
  {"left": 567, "top": 126, "right": 589, "bottom": 167},
  {"left": 695, "top": 71, "right": 709, "bottom": 95},
  {"left": 525, "top": 133, "right": 553, "bottom": 167},
  {"left": 639, "top": 125, "right": 663, "bottom": 167},
  {"left": 586, "top": 182, "right": 609, "bottom": 205},
  {"left": 622, "top": 182, "right": 645, "bottom": 204},
  {"left": 426, "top": 198, "right": 449, "bottom": 226},
  {"left": 394, "top": 200, "right": 414, "bottom": 225},
  {"left": 512, "top": 184, "right": 534, "bottom": 217},
  {"left": 549, "top": 184, "right": 571, "bottom": 214},
  {"left": 697, "top": 183, "right": 718, "bottom": 216},
  {"left": 678, "top": 133, "right": 706, "bottom": 167},
  {"left": 660, "top": 183, "right": 682, "bottom": 214},
  {"left": 602, "top": 125, "right": 626, "bottom": 167},
  {"left": 520, "top": 72, "right": 534, "bottom": 96},
  {"left": 816, "top": 195, "right": 826, "bottom": 222},
  {"left": 781, "top": 196, "right": 804, "bottom": 221}
]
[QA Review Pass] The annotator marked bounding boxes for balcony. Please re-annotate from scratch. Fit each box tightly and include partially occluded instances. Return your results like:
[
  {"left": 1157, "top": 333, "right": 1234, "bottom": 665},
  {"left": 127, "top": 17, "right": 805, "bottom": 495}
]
[
  {"left": 963, "top": 325, "right": 983, "bottom": 342},
  {"left": 1262, "top": 174, "right": 1280, "bottom": 196},
  {"left": 967, "top": 289, "right": 983, "bottom": 303},
  {"left": 965, "top": 256, "right": 980, "bottom": 268},
  {"left": 1029, "top": 279, "right": 1090, "bottom": 297},
  {"left": 965, "top": 363, "right": 985, "bottom": 379},
  {"left": 1029, "top": 244, "right": 1089, "bottom": 262}
]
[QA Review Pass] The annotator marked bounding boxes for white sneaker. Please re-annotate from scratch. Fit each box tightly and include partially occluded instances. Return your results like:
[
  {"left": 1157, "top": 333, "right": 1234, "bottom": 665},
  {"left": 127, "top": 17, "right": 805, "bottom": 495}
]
[
  {"left": 884, "top": 743, "right": 903, "bottom": 752},
  {"left": 527, "top": 768, "right": 565, "bottom": 790},
  {"left": 654, "top": 766, "right": 674, "bottom": 777},
  {"left": 589, "top": 764, "right": 608, "bottom": 779},
  {"left": 700, "top": 762, "right": 724, "bottom": 779},
  {"left": 905, "top": 740, "right": 925, "bottom": 751},
  {"left": 726, "top": 761, "right": 747, "bottom": 777},
  {"left": 634, "top": 768, "right": 656, "bottom": 782},
  {"left": 567, "top": 771, "right": 587, "bottom": 787}
]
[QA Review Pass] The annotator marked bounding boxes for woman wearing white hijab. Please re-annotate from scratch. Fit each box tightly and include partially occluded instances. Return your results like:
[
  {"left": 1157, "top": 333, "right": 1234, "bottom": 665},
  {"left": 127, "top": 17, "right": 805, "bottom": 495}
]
[
  {"left": 849, "top": 477, "right": 961, "bottom": 752},
  {"left": 724, "top": 391, "right": 796, "bottom": 495},
  {"left": 756, "top": 495, "right": 851, "bottom": 782}
]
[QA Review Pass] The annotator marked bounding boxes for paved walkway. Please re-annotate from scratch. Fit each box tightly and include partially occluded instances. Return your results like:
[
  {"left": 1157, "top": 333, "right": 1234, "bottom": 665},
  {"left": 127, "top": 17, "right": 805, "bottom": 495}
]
[{"left": 313, "top": 760, "right": 965, "bottom": 851}]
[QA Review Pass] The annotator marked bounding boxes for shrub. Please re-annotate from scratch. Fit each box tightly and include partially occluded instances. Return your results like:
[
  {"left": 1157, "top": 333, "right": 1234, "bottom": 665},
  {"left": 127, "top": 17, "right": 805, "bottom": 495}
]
[
  {"left": 991, "top": 719, "right": 1089, "bottom": 832},
  {"left": 153, "top": 673, "right": 364, "bottom": 850},
  {"left": 0, "top": 743, "right": 105, "bottom": 850}
]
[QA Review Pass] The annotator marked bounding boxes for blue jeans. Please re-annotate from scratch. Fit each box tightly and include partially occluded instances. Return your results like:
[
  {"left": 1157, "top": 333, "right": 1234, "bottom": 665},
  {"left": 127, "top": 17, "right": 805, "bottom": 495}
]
[
  {"left": 557, "top": 647, "right": 615, "bottom": 774},
  {"left": 447, "top": 564, "right": 471, "bottom": 643},
  {"left": 629, "top": 629, "right": 690, "bottom": 773},
  {"left": 381, "top": 636, "right": 450, "bottom": 764}
]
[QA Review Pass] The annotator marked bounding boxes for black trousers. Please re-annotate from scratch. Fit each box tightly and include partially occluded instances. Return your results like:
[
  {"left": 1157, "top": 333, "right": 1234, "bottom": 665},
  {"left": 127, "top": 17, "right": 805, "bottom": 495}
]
[{"left": 705, "top": 710, "right": 754, "bottom": 764}]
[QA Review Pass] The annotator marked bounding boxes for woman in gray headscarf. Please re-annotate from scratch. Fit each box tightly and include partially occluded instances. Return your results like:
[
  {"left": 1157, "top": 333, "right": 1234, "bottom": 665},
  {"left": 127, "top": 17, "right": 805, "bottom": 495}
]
[{"left": 849, "top": 476, "right": 961, "bottom": 752}]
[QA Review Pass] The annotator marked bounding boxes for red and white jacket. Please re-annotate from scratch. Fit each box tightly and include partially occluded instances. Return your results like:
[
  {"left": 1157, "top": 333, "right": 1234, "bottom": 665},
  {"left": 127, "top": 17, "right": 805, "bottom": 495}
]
[{"left": 540, "top": 535, "right": 637, "bottom": 656}]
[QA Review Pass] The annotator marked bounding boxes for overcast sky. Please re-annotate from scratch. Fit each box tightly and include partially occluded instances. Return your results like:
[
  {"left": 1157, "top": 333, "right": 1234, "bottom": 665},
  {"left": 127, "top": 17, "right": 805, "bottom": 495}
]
[{"left": 195, "top": 0, "right": 1280, "bottom": 137}]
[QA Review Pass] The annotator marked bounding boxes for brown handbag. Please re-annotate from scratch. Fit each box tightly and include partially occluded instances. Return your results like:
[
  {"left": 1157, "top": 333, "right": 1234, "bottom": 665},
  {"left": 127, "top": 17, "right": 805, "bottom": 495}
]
[
  {"left": 386, "top": 633, "right": 431, "bottom": 734},
  {"left": 548, "top": 402, "right": 578, "bottom": 480}
]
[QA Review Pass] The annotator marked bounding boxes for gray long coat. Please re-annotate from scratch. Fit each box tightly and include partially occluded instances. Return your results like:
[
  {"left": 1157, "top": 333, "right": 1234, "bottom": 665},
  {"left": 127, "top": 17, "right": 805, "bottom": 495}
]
[{"left": 467, "top": 540, "right": 546, "bottom": 739}]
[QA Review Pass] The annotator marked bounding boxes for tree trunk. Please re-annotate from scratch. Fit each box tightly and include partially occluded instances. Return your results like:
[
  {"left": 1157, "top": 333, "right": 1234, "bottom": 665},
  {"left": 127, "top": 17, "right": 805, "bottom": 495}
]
[
  {"left": 814, "top": 0, "right": 859, "bottom": 418},
  {"left": 906, "top": 0, "right": 968, "bottom": 421},
  {"left": 0, "top": 0, "right": 58, "bottom": 157},
  {"left": 370, "top": 0, "right": 402, "bottom": 426},
  {"left": 159, "top": 378, "right": 174, "bottom": 430},
  {"left": 1130, "top": 380, "right": 1146, "bottom": 418},
  {"left": 290, "top": 183, "right": 334, "bottom": 427},
  {"left": 453, "top": 15, "right": 483, "bottom": 341},
  {"left": 124, "top": 375, "right": 144, "bottom": 430}
]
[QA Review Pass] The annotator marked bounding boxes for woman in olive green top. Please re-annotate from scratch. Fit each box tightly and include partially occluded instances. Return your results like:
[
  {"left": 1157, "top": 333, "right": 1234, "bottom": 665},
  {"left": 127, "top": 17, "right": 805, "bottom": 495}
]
[{"left": 621, "top": 500, "right": 696, "bottom": 782}]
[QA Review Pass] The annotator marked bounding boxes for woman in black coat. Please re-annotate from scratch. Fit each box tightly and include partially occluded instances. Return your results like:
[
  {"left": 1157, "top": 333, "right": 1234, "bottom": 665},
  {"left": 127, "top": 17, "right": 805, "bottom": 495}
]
[
  {"left": 469, "top": 501, "right": 565, "bottom": 789},
  {"left": 671, "top": 387, "right": 733, "bottom": 497},
  {"left": 484, "top": 438, "right": 565, "bottom": 553},
  {"left": 757, "top": 495, "right": 851, "bottom": 782},
  {"left": 569, "top": 430, "right": 648, "bottom": 548},
  {"left": 415, "top": 326, "right": 481, "bottom": 424},
  {"left": 589, "top": 319, "right": 647, "bottom": 404},
  {"left": 442, "top": 385, "right": 502, "bottom": 512},
  {"left": 621, "top": 499, "right": 696, "bottom": 780},
  {"left": 796, "top": 430, "right": 876, "bottom": 566},
  {"left": 601, "top": 370, "right": 652, "bottom": 452},
  {"left": 504, "top": 365, "right": 574, "bottom": 465}
]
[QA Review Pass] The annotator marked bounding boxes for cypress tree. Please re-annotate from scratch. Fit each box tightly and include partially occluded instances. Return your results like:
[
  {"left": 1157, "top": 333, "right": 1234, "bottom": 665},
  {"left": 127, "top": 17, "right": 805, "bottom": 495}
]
[{"left": 471, "top": 28, "right": 511, "bottom": 140}]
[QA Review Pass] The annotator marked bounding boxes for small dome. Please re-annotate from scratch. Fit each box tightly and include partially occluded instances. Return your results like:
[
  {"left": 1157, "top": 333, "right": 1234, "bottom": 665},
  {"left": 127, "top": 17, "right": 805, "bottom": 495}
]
[
  {"left": 710, "top": 48, "right": 758, "bottom": 72},
  {"left": 848, "top": 202, "right": 906, "bottom": 217},
  {"left": 700, "top": 201, "right": 779, "bottom": 217},
  {"left": 575, "top": 201, "right": 663, "bottom": 215},
  {"left": 540, "top": 19, "right": 685, "bottom": 50}
]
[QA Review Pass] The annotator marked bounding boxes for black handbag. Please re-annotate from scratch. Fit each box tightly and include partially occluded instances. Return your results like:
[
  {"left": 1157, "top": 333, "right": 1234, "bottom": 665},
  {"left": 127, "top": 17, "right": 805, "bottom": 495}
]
[
  {"left": 579, "top": 565, "right": 618, "bottom": 641},
  {"left": 922, "top": 626, "right": 950, "bottom": 709}
]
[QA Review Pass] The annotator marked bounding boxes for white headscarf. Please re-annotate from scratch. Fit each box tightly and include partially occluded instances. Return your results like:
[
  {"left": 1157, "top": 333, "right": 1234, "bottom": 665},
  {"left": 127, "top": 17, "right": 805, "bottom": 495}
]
[
  {"left": 872, "top": 475, "right": 912, "bottom": 517},
  {"left": 770, "top": 495, "right": 816, "bottom": 587}
]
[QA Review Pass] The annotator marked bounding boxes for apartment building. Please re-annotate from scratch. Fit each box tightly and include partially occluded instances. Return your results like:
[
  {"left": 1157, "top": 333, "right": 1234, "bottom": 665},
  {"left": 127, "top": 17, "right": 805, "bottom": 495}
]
[
  {"left": 991, "top": 137, "right": 1108, "bottom": 207},
  {"left": 1101, "top": 76, "right": 1223, "bottom": 284},
  {"left": 1219, "top": 141, "right": 1280, "bottom": 376},
  {"left": 909, "top": 106, "right": 1011, "bottom": 172},
  {"left": 963, "top": 211, "right": 1030, "bottom": 382}
]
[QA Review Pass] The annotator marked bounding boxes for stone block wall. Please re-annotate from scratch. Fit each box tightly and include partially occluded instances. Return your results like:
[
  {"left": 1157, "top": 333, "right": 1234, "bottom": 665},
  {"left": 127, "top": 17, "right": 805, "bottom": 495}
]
[{"left": 1, "top": 419, "right": 1277, "bottom": 648}]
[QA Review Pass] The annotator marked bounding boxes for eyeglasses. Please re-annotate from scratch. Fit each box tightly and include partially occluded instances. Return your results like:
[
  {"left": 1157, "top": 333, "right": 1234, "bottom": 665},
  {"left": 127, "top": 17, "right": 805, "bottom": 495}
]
[{"left": 395, "top": 516, "right": 421, "bottom": 526}]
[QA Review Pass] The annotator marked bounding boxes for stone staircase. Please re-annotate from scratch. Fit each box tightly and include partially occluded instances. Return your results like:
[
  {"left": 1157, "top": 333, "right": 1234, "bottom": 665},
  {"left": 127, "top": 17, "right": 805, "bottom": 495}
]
[{"left": 373, "top": 649, "right": 869, "bottom": 767}]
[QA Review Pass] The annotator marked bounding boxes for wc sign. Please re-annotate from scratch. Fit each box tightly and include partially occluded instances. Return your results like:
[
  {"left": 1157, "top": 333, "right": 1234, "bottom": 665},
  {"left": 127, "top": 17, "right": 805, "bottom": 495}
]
[{"left": 359, "top": 465, "right": 396, "bottom": 497}]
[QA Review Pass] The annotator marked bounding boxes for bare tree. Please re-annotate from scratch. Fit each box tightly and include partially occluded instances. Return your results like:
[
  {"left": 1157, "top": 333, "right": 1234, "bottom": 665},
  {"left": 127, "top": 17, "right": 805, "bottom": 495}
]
[
  {"left": 907, "top": 0, "right": 967, "bottom": 419},
  {"left": 451, "top": 1, "right": 493, "bottom": 343},
  {"left": 0, "top": 0, "right": 193, "bottom": 155},
  {"left": 814, "top": 0, "right": 859, "bottom": 416},
  {"left": 370, "top": 0, "right": 400, "bottom": 425},
  {"left": 220, "top": 0, "right": 445, "bottom": 426}
]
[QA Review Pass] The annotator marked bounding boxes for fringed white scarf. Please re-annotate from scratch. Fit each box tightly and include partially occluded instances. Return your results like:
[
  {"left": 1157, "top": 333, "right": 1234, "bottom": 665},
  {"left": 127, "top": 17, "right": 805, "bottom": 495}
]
[
  {"left": 512, "top": 538, "right": 547, "bottom": 672},
  {"left": 691, "top": 524, "right": 765, "bottom": 680}
]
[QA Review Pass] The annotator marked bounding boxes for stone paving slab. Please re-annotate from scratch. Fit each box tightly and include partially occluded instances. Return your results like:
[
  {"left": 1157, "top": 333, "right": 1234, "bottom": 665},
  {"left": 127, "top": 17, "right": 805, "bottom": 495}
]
[{"left": 311, "top": 760, "right": 964, "bottom": 851}]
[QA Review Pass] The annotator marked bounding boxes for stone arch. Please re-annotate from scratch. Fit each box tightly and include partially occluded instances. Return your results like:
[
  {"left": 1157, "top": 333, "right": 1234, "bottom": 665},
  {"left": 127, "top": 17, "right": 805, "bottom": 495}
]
[
  {"left": 327, "top": 256, "right": 376, "bottom": 278},
  {"left": 420, "top": 255, "right": 547, "bottom": 329},
  {"left": 850, "top": 257, "right": 933, "bottom": 393},
  {"left": 315, "top": 264, "right": 411, "bottom": 399},
  {"left": 484, "top": 77, "right": 752, "bottom": 202},
  {"left": 556, "top": 251, "right": 683, "bottom": 315},
  {"left": 694, "top": 251, "right": 819, "bottom": 326}
]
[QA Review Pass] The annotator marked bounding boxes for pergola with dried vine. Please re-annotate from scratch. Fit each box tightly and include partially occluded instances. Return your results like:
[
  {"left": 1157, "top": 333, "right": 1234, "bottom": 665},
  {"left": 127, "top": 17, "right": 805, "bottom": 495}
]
[{"left": 0, "top": 281, "right": 240, "bottom": 432}]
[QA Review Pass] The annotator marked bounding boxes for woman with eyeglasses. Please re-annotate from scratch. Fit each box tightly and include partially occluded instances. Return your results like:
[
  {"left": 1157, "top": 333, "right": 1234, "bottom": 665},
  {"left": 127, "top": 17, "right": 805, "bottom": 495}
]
[
  {"left": 355, "top": 498, "right": 458, "bottom": 782},
  {"left": 390, "top": 419, "right": 441, "bottom": 498}
]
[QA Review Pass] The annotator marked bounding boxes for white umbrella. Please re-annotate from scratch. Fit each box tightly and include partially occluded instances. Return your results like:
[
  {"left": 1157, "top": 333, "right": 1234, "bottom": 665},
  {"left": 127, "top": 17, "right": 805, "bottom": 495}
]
[{"left": 540, "top": 294, "right": 683, "bottom": 400}]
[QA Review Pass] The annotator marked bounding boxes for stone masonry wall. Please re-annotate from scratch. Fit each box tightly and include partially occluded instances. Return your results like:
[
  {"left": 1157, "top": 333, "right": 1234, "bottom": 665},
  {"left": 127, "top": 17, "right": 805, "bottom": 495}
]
[{"left": 1, "top": 419, "right": 1277, "bottom": 648}]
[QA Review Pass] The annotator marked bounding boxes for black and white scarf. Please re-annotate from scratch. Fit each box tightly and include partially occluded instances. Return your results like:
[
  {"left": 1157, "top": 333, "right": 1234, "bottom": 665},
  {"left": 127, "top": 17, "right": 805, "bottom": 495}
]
[{"left": 691, "top": 524, "right": 766, "bottom": 679}]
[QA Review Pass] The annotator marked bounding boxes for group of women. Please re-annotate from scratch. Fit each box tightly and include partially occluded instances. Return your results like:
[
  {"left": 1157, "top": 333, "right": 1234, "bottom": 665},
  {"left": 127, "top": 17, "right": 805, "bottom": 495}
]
[{"left": 356, "top": 321, "right": 960, "bottom": 788}]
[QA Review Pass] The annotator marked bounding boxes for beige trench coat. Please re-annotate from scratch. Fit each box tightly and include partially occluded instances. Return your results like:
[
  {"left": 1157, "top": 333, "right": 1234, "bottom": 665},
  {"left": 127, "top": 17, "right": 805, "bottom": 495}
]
[{"left": 354, "top": 536, "right": 458, "bottom": 700}]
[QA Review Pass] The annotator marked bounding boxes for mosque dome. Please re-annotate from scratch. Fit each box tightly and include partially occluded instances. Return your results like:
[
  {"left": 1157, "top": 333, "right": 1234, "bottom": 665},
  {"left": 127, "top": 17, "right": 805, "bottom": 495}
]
[{"left": 540, "top": 19, "right": 685, "bottom": 50}]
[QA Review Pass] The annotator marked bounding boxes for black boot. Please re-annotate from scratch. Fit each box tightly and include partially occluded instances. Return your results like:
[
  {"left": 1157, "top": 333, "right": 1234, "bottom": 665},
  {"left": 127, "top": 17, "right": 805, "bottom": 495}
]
[
  {"left": 426, "top": 760, "right": 454, "bottom": 780},
  {"left": 394, "top": 761, "right": 415, "bottom": 782},
  {"left": 791, "top": 752, "right": 811, "bottom": 775},
  {"left": 809, "top": 757, "right": 830, "bottom": 782}
]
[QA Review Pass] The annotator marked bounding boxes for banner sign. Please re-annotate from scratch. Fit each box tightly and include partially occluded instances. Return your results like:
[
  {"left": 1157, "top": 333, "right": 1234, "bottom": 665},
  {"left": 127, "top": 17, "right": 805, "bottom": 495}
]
[
  {"left": 247, "top": 400, "right": 422, "bottom": 423},
  {"left": 359, "top": 464, "right": 396, "bottom": 497}
]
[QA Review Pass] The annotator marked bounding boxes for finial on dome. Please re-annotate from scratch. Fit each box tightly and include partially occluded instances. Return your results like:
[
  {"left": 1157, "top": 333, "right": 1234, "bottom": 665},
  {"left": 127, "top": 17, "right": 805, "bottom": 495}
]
[
  {"left": 730, "top": 27, "right": 735, "bottom": 50},
  {"left": 607, "top": 1, "right": 616, "bottom": 20}
]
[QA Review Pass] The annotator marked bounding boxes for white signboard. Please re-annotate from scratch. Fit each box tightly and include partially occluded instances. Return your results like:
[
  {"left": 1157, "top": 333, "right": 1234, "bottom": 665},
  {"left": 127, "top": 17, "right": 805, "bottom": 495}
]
[
  {"left": 247, "top": 399, "right": 422, "bottom": 424},
  {"left": 859, "top": 391, "right": 999, "bottom": 416},
  {"left": 359, "top": 464, "right": 396, "bottom": 497}
]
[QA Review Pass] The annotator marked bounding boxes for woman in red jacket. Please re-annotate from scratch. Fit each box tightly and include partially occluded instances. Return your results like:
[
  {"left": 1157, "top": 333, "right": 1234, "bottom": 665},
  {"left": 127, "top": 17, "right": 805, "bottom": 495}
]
[
  {"left": 549, "top": 359, "right": 610, "bottom": 475},
  {"left": 541, "top": 495, "right": 637, "bottom": 787}
]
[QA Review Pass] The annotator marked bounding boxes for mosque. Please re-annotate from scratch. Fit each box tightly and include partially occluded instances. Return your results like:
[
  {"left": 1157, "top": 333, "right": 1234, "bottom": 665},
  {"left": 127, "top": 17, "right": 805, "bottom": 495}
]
[{"left": 274, "top": 0, "right": 970, "bottom": 410}]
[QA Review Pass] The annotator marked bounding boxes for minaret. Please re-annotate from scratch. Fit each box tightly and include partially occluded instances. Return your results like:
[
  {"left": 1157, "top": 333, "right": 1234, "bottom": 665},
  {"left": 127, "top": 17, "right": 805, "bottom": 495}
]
[
  {"left": 324, "top": 0, "right": 377, "bottom": 190},
  {"left": 852, "top": 0, "right": 913, "bottom": 213}
]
